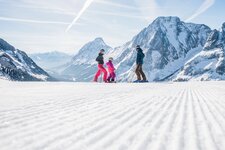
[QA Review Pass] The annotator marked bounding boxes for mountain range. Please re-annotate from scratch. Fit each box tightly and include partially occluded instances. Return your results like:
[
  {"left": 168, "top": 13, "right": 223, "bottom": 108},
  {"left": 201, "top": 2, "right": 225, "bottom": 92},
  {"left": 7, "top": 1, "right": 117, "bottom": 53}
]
[
  {"left": 1, "top": 16, "right": 225, "bottom": 82},
  {"left": 29, "top": 51, "right": 73, "bottom": 70},
  {"left": 59, "top": 16, "right": 225, "bottom": 82}
]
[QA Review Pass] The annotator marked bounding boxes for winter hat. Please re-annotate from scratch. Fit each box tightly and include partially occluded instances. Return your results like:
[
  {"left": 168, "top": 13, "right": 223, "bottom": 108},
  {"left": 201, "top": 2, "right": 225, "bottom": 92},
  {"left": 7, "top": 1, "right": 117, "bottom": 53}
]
[
  {"left": 109, "top": 57, "right": 113, "bottom": 61},
  {"left": 136, "top": 45, "right": 140, "bottom": 49},
  {"left": 100, "top": 49, "right": 105, "bottom": 52}
]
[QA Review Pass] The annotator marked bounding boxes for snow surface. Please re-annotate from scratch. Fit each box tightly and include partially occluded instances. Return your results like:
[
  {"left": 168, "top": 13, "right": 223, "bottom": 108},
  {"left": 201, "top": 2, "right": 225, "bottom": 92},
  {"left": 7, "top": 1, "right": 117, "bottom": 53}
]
[{"left": 0, "top": 81, "right": 225, "bottom": 150}]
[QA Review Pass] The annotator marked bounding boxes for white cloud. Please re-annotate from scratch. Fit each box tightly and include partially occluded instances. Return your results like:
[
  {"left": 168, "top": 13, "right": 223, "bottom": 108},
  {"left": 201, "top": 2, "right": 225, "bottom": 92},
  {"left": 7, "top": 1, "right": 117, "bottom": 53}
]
[{"left": 186, "top": 0, "right": 215, "bottom": 22}]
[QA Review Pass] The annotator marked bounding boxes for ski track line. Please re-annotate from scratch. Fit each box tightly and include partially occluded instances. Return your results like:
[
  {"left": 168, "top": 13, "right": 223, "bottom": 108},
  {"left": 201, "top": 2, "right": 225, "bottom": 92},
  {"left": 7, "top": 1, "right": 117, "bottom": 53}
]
[
  {"left": 48, "top": 95, "right": 158, "bottom": 149},
  {"left": 61, "top": 97, "right": 160, "bottom": 150},
  {"left": 204, "top": 86, "right": 225, "bottom": 112},
  {"left": 128, "top": 88, "right": 184, "bottom": 149},
  {"left": 66, "top": 91, "right": 175, "bottom": 150},
  {"left": 0, "top": 82, "right": 225, "bottom": 150},
  {"left": 192, "top": 88, "right": 220, "bottom": 150},
  {"left": 0, "top": 92, "right": 132, "bottom": 135},
  {"left": 194, "top": 88, "right": 225, "bottom": 149},
  {"left": 147, "top": 88, "right": 190, "bottom": 150},
  {"left": 0, "top": 85, "right": 188, "bottom": 149},
  {"left": 63, "top": 97, "right": 156, "bottom": 150},
  {"left": 0, "top": 85, "right": 161, "bottom": 149},
  {"left": 0, "top": 94, "right": 139, "bottom": 149},
  {"left": 100, "top": 96, "right": 176, "bottom": 150},
  {"left": 188, "top": 86, "right": 207, "bottom": 150},
  {"left": 0, "top": 95, "right": 122, "bottom": 138},
  {"left": 6, "top": 92, "right": 155, "bottom": 149},
  {"left": 189, "top": 87, "right": 203, "bottom": 150},
  {"left": 0, "top": 97, "right": 87, "bottom": 121},
  {"left": 126, "top": 88, "right": 186, "bottom": 150},
  {"left": 0, "top": 98, "right": 92, "bottom": 138},
  {"left": 203, "top": 86, "right": 225, "bottom": 124},
  {"left": 196, "top": 86, "right": 225, "bottom": 131},
  {"left": 85, "top": 96, "right": 174, "bottom": 150},
  {"left": 161, "top": 87, "right": 188, "bottom": 150},
  {"left": 114, "top": 94, "right": 181, "bottom": 150}
]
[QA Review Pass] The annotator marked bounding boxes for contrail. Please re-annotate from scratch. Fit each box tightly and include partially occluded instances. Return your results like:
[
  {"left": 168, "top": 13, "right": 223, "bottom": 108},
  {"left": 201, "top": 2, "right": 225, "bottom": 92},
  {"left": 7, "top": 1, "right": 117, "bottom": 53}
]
[
  {"left": 186, "top": 0, "right": 215, "bottom": 22},
  {"left": 65, "top": 0, "right": 95, "bottom": 32}
]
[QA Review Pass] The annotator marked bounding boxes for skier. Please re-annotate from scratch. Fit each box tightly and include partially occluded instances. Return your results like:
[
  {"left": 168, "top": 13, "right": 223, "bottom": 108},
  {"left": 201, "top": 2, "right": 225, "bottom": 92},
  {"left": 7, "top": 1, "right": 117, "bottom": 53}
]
[
  {"left": 94, "top": 49, "right": 108, "bottom": 82},
  {"left": 106, "top": 57, "right": 116, "bottom": 83},
  {"left": 134, "top": 45, "right": 148, "bottom": 83}
]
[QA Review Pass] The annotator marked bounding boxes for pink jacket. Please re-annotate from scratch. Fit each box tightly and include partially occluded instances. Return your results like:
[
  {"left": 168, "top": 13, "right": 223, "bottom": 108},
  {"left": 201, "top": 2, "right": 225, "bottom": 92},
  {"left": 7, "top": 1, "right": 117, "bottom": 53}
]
[{"left": 106, "top": 61, "right": 115, "bottom": 73}]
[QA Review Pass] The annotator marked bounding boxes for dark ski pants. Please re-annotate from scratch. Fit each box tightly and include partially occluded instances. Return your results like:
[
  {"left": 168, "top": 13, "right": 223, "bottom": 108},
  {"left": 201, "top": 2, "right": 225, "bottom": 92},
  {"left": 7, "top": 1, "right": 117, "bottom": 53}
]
[{"left": 135, "top": 64, "right": 146, "bottom": 81}]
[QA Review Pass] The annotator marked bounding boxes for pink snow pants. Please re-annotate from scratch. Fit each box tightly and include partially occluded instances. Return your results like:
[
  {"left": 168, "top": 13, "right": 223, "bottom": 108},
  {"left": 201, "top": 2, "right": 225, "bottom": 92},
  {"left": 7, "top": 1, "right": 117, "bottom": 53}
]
[{"left": 94, "top": 64, "right": 108, "bottom": 82}]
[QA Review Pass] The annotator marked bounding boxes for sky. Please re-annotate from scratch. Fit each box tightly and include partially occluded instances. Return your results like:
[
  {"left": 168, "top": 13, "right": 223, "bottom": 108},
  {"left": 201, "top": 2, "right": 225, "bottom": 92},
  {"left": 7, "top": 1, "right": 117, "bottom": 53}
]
[{"left": 0, "top": 0, "right": 225, "bottom": 54}]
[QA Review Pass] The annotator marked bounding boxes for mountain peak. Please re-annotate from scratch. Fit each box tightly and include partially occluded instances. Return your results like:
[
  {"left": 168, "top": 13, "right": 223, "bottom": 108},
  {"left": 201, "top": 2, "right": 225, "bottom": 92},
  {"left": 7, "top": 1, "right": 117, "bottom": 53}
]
[
  {"left": 85, "top": 37, "right": 107, "bottom": 47},
  {"left": 94, "top": 37, "right": 104, "bottom": 42},
  {"left": 71, "top": 37, "right": 112, "bottom": 64},
  {"left": 83, "top": 37, "right": 108, "bottom": 49},
  {"left": 144, "top": 16, "right": 182, "bottom": 33},
  {"left": 152, "top": 16, "right": 181, "bottom": 25}
]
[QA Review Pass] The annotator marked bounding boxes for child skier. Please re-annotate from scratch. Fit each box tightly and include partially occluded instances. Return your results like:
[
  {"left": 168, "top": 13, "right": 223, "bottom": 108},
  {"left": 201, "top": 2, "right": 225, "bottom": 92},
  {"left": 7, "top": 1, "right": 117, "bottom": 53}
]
[
  {"left": 94, "top": 49, "right": 108, "bottom": 82},
  {"left": 106, "top": 57, "right": 116, "bottom": 82}
]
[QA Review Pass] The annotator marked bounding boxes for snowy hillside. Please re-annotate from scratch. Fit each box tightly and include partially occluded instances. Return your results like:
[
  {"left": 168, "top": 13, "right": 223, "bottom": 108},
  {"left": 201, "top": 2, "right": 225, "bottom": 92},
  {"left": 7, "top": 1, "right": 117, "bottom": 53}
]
[
  {"left": 174, "top": 23, "right": 225, "bottom": 81},
  {"left": 0, "top": 38, "right": 53, "bottom": 81},
  {"left": 61, "top": 37, "right": 112, "bottom": 81},
  {"left": 0, "top": 81, "right": 225, "bottom": 150}
]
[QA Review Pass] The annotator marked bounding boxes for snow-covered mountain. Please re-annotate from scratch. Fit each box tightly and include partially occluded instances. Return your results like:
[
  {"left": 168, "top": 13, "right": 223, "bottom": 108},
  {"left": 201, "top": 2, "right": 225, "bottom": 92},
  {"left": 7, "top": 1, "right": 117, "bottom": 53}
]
[
  {"left": 59, "top": 16, "right": 225, "bottom": 82},
  {"left": 111, "top": 17, "right": 212, "bottom": 81},
  {"left": 174, "top": 23, "right": 225, "bottom": 81},
  {"left": 29, "top": 51, "right": 72, "bottom": 70},
  {"left": 0, "top": 38, "right": 53, "bottom": 81},
  {"left": 61, "top": 37, "right": 112, "bottom": 81}
]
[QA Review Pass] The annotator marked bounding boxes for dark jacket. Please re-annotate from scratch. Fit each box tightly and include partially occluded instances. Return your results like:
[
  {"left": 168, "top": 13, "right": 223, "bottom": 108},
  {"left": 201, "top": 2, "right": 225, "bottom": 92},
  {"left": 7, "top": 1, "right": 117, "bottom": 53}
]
[
  {"left": 136, "top": 48, "right": 145, "bottom": 65},
  {"left": 96, "top": 53, "right": 104, "bottom": 64}
]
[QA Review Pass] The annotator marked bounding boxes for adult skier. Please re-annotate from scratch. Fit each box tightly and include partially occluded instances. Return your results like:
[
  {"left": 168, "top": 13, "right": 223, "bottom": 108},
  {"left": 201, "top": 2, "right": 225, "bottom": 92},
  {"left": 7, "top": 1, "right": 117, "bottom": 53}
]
[
  {"left": 134, "top": 45, "right": 148, "bottom": 82},
  {"left": 94, "top": 49, "right": 108, "bottom": 82}
]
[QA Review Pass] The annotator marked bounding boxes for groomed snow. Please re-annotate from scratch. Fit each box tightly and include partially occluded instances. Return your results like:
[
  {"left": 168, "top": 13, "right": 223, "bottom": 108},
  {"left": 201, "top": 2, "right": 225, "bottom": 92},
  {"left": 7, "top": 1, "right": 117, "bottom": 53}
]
[{"left": 0, "top": 81, "right": 225, "bottom": 150}]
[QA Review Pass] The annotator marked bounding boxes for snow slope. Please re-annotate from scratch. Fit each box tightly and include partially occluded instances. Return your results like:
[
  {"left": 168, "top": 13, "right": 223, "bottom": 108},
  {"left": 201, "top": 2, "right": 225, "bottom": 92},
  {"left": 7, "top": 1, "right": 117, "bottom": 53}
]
[{"left": 0, "top": 81, "right": 225, "bottom": 150}]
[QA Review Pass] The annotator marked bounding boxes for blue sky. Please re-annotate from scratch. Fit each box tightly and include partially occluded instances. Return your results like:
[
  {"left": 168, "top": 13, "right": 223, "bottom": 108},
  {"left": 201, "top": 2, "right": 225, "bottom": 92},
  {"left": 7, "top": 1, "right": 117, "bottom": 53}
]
[{"left": 0, "top": 0, "right": 225, "bottom": 54}]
